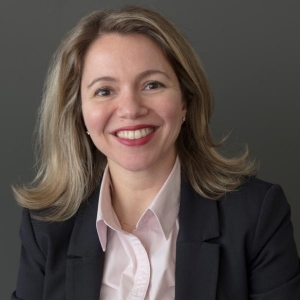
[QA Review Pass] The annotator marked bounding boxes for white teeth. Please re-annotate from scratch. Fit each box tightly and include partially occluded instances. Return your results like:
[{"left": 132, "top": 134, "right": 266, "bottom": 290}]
[
  {"left": 116, "top": 128, "right": 154, "bottom": 139},
  {"left": 128, "top": 131, "right": 134, "bottom": 139},
  {"left": 134, "top": 130, "right": 142, "bottom": 139}
]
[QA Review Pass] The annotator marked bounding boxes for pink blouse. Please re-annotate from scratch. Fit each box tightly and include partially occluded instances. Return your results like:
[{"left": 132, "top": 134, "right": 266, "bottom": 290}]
[{"left": 96, "top": 158, "right": 181, "bottom": 299}]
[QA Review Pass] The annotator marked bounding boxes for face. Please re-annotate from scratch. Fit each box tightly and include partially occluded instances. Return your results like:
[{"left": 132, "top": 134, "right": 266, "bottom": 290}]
[{"left": 81, "top": 33, "right": 186, "bottom": 174}]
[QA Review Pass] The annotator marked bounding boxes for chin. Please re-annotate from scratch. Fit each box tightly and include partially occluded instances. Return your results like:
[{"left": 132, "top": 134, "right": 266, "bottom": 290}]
[
  {"left": 109, "top": 150, "right": 176, "bottom": 174},
  {"left": 108, "top": 154, "right": 158, "bottom": 173},
  {"left": 119, "top": 160, "right": 154, "bottom": 172}
]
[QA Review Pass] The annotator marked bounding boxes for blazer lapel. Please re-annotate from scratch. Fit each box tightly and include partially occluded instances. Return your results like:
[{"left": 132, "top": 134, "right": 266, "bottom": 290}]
[
  {"left": 175, "top": 174, "right": 220, "bottom": 300},
  {"left": 64, "top": 175, "right": 220, "bottom": 300},
  {"left": 66, "top": 187, "right": 105, "bottom": 300}
]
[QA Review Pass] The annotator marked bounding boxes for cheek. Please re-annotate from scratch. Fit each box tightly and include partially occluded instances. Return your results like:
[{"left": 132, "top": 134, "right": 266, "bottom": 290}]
[
  {"left": 158, "top": 89, "right": 184, "bottom": 117},
  {"left": 82, "top": 106, "right": 106, "bottom": 132},
  {"left": 159, "top": 100, "right": 184, "bottom": 124}
]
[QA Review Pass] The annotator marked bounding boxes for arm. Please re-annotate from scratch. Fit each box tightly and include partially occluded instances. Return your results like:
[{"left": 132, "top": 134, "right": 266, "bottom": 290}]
[
  {"left": 249, "top": 184, "right": 300, "bottom": 299},
  {"left": 11, "top": 209, "right": 46, "bottom": 300}
]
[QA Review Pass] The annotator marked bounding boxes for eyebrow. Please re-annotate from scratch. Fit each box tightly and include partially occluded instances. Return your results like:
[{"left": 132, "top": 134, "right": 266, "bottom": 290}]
[
  {"left": 87, "top": 76, "right": 117, "bottom": 89},
  {"left": 86, "top": 69, "right": 171, "bottom": 89}
]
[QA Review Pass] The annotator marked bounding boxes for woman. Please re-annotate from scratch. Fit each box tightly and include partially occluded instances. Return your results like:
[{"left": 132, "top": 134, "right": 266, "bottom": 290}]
[{"left": 12, "top": 6, "right": 300, "bottom": 300}]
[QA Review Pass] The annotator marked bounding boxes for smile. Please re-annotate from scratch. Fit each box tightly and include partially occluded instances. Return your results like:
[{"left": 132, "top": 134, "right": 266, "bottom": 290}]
[{"left": 115, "top": 128, "right": 154, "bottom": 140}]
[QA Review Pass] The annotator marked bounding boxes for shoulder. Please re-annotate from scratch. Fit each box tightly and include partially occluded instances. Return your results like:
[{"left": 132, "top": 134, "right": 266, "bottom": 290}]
[
  {"left": 20, "top": 186, "right": 100, "bottom": 258},
  {"left": 217, "top": 176, "right": 291, "bottom": 237},
  {"left": 225, "top": 176, "right": 279, "bottom": 199},
  {"left": 216, "top": 176, "right": 293, "bottom": 258},
  {"left": 219, "top": 176, "right": 289, "bottom": 216},
  {"left": 217, "top": 176, "right": 295, "bottom": 260},
  {"left": 20, "top": 209, "right": 76, "bottom": 262}
]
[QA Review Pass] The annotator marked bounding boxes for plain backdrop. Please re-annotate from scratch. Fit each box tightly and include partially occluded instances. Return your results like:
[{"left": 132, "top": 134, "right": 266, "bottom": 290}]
[{"left": 1, "top": 0, "right": 299, "bottom": 298}]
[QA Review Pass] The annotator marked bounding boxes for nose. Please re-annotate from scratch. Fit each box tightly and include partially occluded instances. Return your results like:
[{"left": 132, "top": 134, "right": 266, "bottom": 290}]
[{"left": 116, "top": 89, "right": 148, "bottom": 119}]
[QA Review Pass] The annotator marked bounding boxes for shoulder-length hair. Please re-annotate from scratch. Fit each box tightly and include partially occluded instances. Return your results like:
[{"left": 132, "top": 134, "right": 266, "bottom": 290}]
[{"left": 14, "top": 6, "right": 257, "bottom": 221}]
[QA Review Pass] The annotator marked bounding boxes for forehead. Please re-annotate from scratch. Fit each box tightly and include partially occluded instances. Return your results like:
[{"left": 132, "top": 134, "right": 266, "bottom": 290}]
[
  {"left": 86, "top": 32, "right": 162, "bottom": 55},
  {"left": 82, "top": 33, "right": 174, "bottom": 76}
]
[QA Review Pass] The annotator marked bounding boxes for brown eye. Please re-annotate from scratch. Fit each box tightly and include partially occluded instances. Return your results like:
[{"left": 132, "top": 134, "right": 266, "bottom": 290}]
[
  {"left": 96, "top": 88, "right": 112, "bottom": 96},
  {"left": 145, "top": 81, "right": 164, "bottom": 90}
]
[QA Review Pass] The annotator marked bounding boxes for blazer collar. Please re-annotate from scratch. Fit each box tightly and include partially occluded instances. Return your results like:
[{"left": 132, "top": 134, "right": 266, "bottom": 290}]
[
  {"left": 175, "top": 173, "right": 221, "bottom": 300},
  {"left": 65, "top": 174, "right": 221, "bottom": 300},
  {"left": 66, "top": 186, "right": 104, "bottom": 300}
]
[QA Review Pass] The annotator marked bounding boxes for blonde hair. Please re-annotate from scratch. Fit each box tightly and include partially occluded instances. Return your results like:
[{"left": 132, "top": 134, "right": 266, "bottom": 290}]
[{"left": 14, "top": 6, "right": 257, "bottom": 221}]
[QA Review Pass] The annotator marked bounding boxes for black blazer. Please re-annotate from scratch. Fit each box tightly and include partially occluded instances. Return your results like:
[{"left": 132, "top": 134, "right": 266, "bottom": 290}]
[{"left": 11, "top": 176, "right": 300, "bottom": 299}]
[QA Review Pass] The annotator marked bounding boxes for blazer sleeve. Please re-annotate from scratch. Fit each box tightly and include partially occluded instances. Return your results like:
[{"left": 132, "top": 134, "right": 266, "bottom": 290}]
[
  {"left": 249, "top": 184, "right": 300, "bottom": 299},
  {"left": 11, "top": 209, "right": 46, "bottom": 300}
]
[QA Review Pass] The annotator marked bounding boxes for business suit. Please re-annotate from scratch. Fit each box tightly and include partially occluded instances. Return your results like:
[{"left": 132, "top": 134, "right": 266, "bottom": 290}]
[{"left": 11, "top": 175, "right": 300, "bottom": 299}]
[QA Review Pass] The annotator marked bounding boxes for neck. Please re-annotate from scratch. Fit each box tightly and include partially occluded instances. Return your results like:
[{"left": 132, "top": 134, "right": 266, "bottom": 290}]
[{"left": 108, "top": 156, "right": 177, "bottom": 230}]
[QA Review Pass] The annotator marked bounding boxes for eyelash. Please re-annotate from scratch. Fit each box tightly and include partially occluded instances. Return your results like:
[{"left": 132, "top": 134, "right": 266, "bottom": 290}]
[
  {"left": 144, "top": 81, "right": 165, "bottom": 90},
  {"left": 95, "top": 87, "right": 113, "bottom": 97},
  {"left": 94, "top": 80, "right": 165, "bottom": 97}
]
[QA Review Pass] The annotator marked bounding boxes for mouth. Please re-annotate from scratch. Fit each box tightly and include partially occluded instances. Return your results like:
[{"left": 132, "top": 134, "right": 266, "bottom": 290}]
[{"left": 115, "top": 127, "right": 155, "bottom": 140}]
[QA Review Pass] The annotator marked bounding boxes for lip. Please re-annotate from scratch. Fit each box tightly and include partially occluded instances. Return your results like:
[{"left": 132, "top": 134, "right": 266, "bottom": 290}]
[
  {"left": 112, "top": 124, "right": 158, "bottom": 146},
  {"left": 112, "top": 124, "right": 157, "bottom": 132}
]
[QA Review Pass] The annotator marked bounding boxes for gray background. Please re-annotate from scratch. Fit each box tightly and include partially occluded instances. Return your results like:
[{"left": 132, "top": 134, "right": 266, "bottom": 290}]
[{"left": 1, "top": 0, "right": 299, "bottom": 298}]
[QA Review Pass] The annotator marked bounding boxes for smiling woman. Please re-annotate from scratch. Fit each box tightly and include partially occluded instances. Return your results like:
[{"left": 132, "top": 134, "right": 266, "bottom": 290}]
[
  {"left": 81, "top": 33, "right": 185, "bottom": 176},
  {"left": 11, "top": 5, "right": 300, "bottom": 300}
]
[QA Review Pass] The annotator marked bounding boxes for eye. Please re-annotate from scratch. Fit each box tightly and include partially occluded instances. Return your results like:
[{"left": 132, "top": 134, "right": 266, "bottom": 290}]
[
  {"left": 95, "top": 88, "right": 113, "bottom": 97},
  {"left": 144, "top": 81, "right": 165, "bottom": 90}
]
